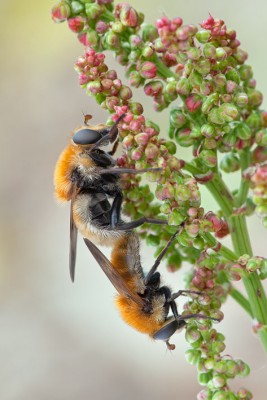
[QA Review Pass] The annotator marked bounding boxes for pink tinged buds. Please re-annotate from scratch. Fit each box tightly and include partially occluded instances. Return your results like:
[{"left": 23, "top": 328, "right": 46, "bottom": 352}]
[
  {"left": 176, "top": 78, "right": 192, "bottom": 96},
  {"left": 96, "top": 20, "right": 109, "bottom": 33},
  {"left": 129, "top": 71, "right": 143, "bottom": 88},
  {"left": 170, "top": 109, "right": 186, "bottom": 128},
  {"left": 134, "top": 132, "right": 149, "bottom": 146},
  {"left": 248, "top": 89, "right": 263, "bottom": 108},
  {"left": 255, "top": 129, "right": 267, "bottom": 146},
  {"left": 203, "top": 43, "right": 216, "bottom": 59},
  {"left": 139, "top": 62, "right": 157, "bottom": 79},
  {"left": 51, "top": 2, "right": 71, "bottom": 22},
  {"left": 145, "top": 143, "right": 159, "bottom": 159},
  {"left": 68, "top": 16, "right": 85, "bottom": 32},
  {"left": 239, "top": 64, "right": 253, "bottom": 81},
  {"left": 144, "top": 80, "right": 163, "bottom": 97},
  {"left": 234, "top": 92, "right": 248, "bottom": 107},
  {"left": 185, "top": 94, "right": 202, "bottom": 113},
  {"left": 119, "top": 85, "right": 132, "bottom": 101},
  {"left": 120, "top": 5, "right": 139, "bottom": 27},
  {"left": 199, "top": 150, "right": 217, "bottom": 168},
  {"left": 131, "top": 149, "right": 142, "bottom": 161}
]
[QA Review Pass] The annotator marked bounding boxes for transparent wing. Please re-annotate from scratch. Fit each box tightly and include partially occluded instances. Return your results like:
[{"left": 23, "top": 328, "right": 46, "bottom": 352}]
[
  {"left": 83, "top": 238, "right": 144, "bottom": 306},
  {"left": 69, "top": 199, "right": 78, "bottom": 282}
]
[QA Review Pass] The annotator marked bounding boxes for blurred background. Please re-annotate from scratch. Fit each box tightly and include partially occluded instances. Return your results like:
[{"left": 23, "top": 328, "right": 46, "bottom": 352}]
[{"left": 1, "top": 0, "right": 267, "bottom": 398}]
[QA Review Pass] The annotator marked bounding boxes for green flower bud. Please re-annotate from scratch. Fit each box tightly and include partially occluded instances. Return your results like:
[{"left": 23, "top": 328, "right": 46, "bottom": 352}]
[
  {"left": 71, "top": 1, "right": 84, "bottom": 14},
  {"left": 219, "top": 103, "right": 239, "bottom": 123},
  {"left": 247, "top": 89, "right": 263, "bottom": 108},
  {"left": 185, "top": 349, "right": 202, "bottom": 365},
  {"left": 195, "top": 59, "right": 211, "bottom": 75},
  {"left": 164, "top": 141, "right": 177, "bottom": 154},
  {"left": 234, "top": 92, "right": 248, "bottom": 107},
  {"left": 239, "top": 65, "right": 253, "bottom": 81},
  {"left": 196, "top": 30, "right": 211, "bottom": 43},
  {"left": 193, "top": 237, "right": 205, "bottom": 250},
  {"left": 220, "top": 153, "right": 240, "bottom": 173},
  {"left": 175, "top": 128, "right": 194, "bottom": 147},
  {"left": 212, "top": 375, "right": 226, "bottom": 389},
  {"left": 176, "top": 77, "right": 192, "bottom": 96},
  {"left": 201, "top": 124, "right": 215, "bottom": 138},
  {"left": 234, "top": 122, "right": 252, "bottom": 140},
  {"left": 212, "top": 390, "right": 237, "bottom": 400},
  {"left": 170, "top": 108, "right": 187, "bottom": 128},
  {"left": 214, "top": 74, "right": 227, "bottom": 89},
  {"left": 225, "top": 69, "right": 240, "bottom": 84},
  {"left": 85, "top": 3, "right": 102, "bottom": 19},
  {"left": 198, "top": 372, "right": 213, "bottom": 385},
  {"left": 246, "top": 111, "right": 262, "bottom": 129},
  {"left": 168, "top": 209, "right": 185, "bottom": 226},
  {"left": 202, "top": 94, "right": 219, "bottom": 114},
  {"left": 255, "top": 129, "right": 267, "bottom": 146},
  {"left": 203, "top": 43, "right": 216, "bottom": 59},
  {"left": 185, "top": 326, "right": 202, "bottom": 344},
  {"left": 199, "top": 150, "right": 217, "bottom": 168},
  {"left": 142, "top": 24, "right": 158, "bottom": 42},
  {"left": 187, "top": 47, "right": 202, "bottom": 60}
]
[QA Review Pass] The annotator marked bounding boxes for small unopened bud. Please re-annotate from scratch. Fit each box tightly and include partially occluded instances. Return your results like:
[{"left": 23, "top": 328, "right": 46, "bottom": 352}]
[
  {"left": 234, "top": 122, "right": 252, "bottom": 140},
  {"left": 185, "top": 94, "right": 202, "bottom": 113},
  {"left": 255, "top": 129, "right": 267, "bottom": 146},
  {"left": 247, "top": 89, "right": 263, "bottom": 108},
  {"left": 185, "top": 349, "right": 201, "bottom": 365},
  {"left": 120, "top": 5, "right": 139, "bottom": 27},
  {"left": 142, "top": 24, "right": 158, "bottom": 42},
  {"left": 170, "top": 108, "right": 187, "bottom": 128},
  {"left": 85, "top": 3, "right": 102, "bottom": 19},
  {"left": 199, "top": 150, "right": 217, "bottom": 168},
  {"left": 145, "top": 143, "right": 159, "bottom": 159},
  {"left": 196, "top": 30, "right": 211, "bottom": 43},
  {"left": 203, "top": 43, "right": 216, "bottom": 59},
  {"left": 51, "top": 2, "right": 71, "bottom": 22},
  {"left": 139, "top": 61, "right": 157, "bottom": 79},
  {"left": 220, "top": 153, "right": 240, "bottom": 173},
  {"left": 144, "top": 80, "right": 163, "bottom": 96},
  {"left": 176, "top": 78, "right": 192, "bottom": 96},
  {"left": 68, "top": 16, "right": 85, "bottom": 32}
]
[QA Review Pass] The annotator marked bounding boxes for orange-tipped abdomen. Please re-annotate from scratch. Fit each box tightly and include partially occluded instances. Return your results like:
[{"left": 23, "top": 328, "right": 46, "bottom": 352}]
[{"left": 115, "top": 295, "right": 165, "bottom": 337}]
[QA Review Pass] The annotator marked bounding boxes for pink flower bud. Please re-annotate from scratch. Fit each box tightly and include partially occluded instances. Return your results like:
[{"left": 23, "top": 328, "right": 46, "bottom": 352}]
[
  {"left": 122, "top": 135, "right": 134, "bottom": 149},
  {"left": 51, "top": 2, "right": 71, "bottom": 22},
  {"left": 185, "top": 94, "right": 202, "bottom": 113},
  {"left": 135, "top": 132, "right": 149, "bottom": 146},
  {"left": 139, "top": 61, "right": 157, "bottom": 79},
  {"left": 131, "top": 149, "right": 142, "bottom": 161},
  {"left": 95, "top": 20, "right": 109, "bottom": 33},
  {"left": 144, "top": 80, "right": 163, "bottom": 97},
  {"left": 145, "top": 143, "right": 159, "bottom": 159},
  {"left": 120, "top": 5, "right": 139, "bottom": 27},
  {"left": 68, "top": 17, "right": 85, "bottom": 32}
]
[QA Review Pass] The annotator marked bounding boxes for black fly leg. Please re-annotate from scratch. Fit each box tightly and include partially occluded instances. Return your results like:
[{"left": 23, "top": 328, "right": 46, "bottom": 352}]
[
  {"left": 110, "top": 192, "right": 123, "bottom": 228},
  {"left": 170, "top": 289, "right": 203, "bottom": 301},
  {"left": 145, "top": 228, "right": 182, "bottom": 284},
  {"left": 108, "top": 140, "right": 119, "bottom": 156}
]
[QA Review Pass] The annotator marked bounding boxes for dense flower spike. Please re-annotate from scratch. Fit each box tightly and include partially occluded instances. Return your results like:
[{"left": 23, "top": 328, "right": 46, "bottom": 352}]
[{"left": 52, "top": 2, "right": 267, "bottom": 398}]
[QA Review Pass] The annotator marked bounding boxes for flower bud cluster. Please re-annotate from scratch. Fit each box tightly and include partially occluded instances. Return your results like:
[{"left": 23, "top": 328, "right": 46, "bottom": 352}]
[
  {"left": 74, "top": 48, "right": 207, "bottom": 234},
  {"left": 250, "top": 164, "right": 267, "bottom": 227},
  {"left": 185, "top": 316, "right": 251, "bottom": 399}
]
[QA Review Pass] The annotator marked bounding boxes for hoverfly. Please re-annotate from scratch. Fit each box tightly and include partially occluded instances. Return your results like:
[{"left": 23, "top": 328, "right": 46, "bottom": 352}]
[
  {"left": 84, "top": 229, "right": 219, "bottom": 350},
  {"left": 54, "top": 114, "right": 167, "bottom": 281}
]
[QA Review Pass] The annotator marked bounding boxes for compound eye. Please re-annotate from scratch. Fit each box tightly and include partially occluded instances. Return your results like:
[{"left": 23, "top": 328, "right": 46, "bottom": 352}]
[
  {"left": 153, "top": 320, "right": 180, "bottom": 341},
  {"left": 73, "top": 128, "right": 102, "bottom": 145}
]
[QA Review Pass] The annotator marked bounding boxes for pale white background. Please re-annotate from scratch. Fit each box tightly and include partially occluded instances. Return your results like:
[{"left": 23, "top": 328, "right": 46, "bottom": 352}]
[{"left": 0, "top": 0, "right": 267, "bottom": 399}]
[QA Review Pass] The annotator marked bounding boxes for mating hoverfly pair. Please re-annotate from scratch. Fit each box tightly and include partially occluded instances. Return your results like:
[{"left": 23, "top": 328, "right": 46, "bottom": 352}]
[{"left": 54, "top": 114, "right": 218, "bottom": 350}]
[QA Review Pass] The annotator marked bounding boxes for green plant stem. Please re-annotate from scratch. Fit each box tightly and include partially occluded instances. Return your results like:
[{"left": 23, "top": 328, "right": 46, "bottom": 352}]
[
  {"left": 229, "top": 214, "right": 267, "bottom": 352},
  {"left": 236, "top": 149, "right": 251, "bottom": 207},
  {"left": 184, "top": 161, "right": 267, "bottom": 351}
]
